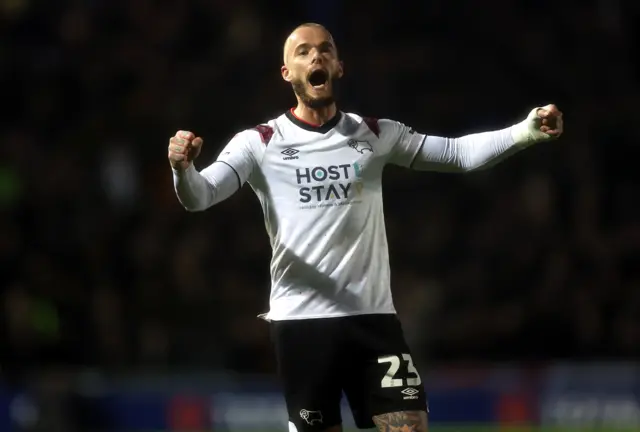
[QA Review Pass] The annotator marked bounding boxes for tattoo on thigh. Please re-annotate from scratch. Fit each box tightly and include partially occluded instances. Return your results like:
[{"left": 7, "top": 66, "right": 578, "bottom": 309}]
[{"left": 372, "top": 410, "right": 428, "bottom": 432}]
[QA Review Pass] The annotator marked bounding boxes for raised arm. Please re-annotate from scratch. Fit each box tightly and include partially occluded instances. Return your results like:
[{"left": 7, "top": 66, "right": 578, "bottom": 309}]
[
  {"left": 387, "top": 105, "right": 563, "bottom": 172},
  {"left": 169, "top": 129, "right": 259, "bottom": 212},
  {"left": 173, "top": 162, "right": 241, "bottom": 211}
]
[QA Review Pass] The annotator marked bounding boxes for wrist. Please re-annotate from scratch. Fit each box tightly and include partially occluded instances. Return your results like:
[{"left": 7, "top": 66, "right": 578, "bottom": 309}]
[
  {"left": 171, "top": 162, "right": 195, "bottom": 176},
  {"left": 510, "top": 119, "right": 537, "bottom": 148}
]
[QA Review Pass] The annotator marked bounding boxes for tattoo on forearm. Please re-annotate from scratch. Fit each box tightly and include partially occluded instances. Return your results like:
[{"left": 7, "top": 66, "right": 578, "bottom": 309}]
[{"left": 372, "top": 410, "right": 428, "bottom": 432}]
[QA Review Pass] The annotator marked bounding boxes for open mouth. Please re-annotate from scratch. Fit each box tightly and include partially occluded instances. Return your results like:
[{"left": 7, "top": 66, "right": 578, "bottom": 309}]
[{"left": 308, "top": 69, "right": 329, "bottom": 88}]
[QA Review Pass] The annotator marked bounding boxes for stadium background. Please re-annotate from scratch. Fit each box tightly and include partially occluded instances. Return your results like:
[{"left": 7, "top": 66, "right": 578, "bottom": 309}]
[{"left": 1, "top": 0, "right": 639, "bottom": 431}]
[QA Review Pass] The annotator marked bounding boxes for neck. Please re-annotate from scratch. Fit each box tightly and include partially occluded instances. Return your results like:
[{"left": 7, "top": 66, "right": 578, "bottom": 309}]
[{"left": 293, "top": 102, "right": 338, "bottom": 126}]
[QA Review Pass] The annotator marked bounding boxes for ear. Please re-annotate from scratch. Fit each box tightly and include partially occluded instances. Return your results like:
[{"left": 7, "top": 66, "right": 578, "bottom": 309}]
[
  {"left": 281, "top": 65, "right": 292, "bottom": 82},
  {"left": 337, "top": 60, "right": 344, "bottom": 79}
]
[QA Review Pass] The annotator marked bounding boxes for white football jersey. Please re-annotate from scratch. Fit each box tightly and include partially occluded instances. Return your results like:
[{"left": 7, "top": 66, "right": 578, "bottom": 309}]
[{"left": 216, "top": 110, "right": 426, "bottom": 321}]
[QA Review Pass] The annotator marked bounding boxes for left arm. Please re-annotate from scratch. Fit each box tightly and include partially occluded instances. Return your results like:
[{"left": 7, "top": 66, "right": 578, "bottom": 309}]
[
  {"left": 409, "top": 126, "right": 518, "bottom": 172},
  {"left": 387, "top": 105, "right": 563, "bottom": 172}
]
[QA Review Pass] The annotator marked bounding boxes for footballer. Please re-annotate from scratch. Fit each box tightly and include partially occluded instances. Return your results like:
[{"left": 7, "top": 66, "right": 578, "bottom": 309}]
[{"left": 168, "top": 23, "right": 563, "bottom": 432}]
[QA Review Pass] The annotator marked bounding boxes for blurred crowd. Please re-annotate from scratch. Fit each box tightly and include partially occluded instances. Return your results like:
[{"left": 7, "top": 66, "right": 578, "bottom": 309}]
[{"left": 2, "top": 0, "right": 639, "bottom": 379}]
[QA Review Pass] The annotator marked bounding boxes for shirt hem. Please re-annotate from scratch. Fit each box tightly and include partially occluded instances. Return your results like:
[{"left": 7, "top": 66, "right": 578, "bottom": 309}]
[{"left": 257, "top": 310, "right": 397, "bottom": 322}]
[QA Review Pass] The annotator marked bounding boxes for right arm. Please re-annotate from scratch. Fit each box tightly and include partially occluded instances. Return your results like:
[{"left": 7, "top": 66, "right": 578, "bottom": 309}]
[
  {"left": 172, "top": 162, "right": 241, "bottom": 211},
  {"left": 170, "top": 130, "right": 259, "bottom": 212}
]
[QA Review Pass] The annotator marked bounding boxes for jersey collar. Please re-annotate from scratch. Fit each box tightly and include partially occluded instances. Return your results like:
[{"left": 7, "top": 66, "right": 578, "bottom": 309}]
[{"left": 285, "top": 108, "right": 342, "bottom": 133}]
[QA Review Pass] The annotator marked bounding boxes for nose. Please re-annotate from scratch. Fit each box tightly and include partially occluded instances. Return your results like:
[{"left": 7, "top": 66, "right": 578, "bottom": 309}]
[{"left": 311, "top": 49, "right": 323, "bottom": 64}]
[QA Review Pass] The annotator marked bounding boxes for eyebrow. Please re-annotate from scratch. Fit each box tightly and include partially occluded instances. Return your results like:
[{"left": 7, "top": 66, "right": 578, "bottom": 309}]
[{"left": 294, "top": 40, "right": 335, "bottom": 53}]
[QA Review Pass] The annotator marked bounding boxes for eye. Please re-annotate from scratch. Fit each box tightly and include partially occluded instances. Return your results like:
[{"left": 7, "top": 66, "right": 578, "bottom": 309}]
[
  {"left": 319, "top": 43, "right": 334, "bottom": 54},
  {"left": 297, "top": 49, "right": 308, "bottom": 56}
]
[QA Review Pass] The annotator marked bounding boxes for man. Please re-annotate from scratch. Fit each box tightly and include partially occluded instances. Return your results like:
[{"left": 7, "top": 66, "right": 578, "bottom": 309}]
[{"left": 169, "top": 23, "right": 563, "bottom": 432}]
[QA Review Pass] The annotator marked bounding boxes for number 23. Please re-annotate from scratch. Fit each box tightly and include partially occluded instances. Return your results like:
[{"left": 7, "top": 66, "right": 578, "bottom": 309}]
[{"left": 377, "top": 354, "right": 421, "bottom": 388}]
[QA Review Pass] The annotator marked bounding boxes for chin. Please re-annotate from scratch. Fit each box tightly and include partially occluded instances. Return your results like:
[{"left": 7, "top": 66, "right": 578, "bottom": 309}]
[
  {"left": 308, "top": 84, "right": 334, "bottom": 101},
  {"left": 305, "top": 95, "right": 334, "bottom": 109},
  {"left": 292, "top": 77, "right": 338, "bottom": 108},
  {"left": 310, "top": 88, "right": 332, "bottom": 98}
]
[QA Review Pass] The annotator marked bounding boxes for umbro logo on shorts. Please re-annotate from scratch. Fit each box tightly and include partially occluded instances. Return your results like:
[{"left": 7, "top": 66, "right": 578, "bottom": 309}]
[{"left": 401, "top": 387, "right": 420, "bottom": 400}]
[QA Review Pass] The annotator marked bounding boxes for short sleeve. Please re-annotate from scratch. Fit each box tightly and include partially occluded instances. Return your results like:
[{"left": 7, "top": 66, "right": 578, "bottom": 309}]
[
  {"left": 214, "top": 130, "right": 263, "bottom": 186},
  {"left": 378, "top": 119, "right": 427, "bottom": 168}
]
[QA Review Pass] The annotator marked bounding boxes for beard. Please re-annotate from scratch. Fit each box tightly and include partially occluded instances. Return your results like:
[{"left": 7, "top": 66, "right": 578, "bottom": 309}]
[{"left": 291, "top": 71, "right": 341, "bottom": 109}]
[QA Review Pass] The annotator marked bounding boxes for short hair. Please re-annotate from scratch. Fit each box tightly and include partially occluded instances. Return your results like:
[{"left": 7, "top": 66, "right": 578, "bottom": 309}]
[
  {"left": 293, "top": 22, "right": 329, "bottom": 32},
  {"left": 283, "top": 23, "right": 335, "bottom": 63}
]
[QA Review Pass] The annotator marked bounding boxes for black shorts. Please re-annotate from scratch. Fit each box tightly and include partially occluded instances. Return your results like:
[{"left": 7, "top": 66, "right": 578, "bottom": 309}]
[{"left": 271, "top": 314, "right": 428, "bottom": 431}]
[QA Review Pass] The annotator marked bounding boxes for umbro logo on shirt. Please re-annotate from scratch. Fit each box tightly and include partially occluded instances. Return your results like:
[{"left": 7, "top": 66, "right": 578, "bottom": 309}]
[{"left": 281, "top": 148, "right": 299, "bottom": 160}]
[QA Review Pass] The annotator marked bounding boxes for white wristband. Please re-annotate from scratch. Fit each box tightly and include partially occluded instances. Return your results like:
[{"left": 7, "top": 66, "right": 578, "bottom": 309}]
[
  {"left": 172, "top": 163, "right": 196, "bottom": 178},
  {"left": 510, "top": 107, "right": 555, "bottom": 147}
]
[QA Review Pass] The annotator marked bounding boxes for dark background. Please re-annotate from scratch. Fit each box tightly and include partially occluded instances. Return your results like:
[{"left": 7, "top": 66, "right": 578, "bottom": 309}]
[{"left": 2, "top": 0, "right": 639, "bottom": 383}]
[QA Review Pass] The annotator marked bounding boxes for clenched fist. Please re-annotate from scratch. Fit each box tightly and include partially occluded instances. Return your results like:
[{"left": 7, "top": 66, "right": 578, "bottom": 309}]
[
  {"left": 536, "top": 104, "right": 563, "bottom": 136},
  {"left": 168, "top": 130, "right": 203, "bottom": 170},
  {"left": 512, "top": 104, "right": 564, "bottom": 146}
]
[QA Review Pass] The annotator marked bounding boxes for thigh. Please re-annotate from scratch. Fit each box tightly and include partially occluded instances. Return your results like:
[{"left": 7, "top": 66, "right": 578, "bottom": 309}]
[
  {"left": 342, "top": 314, "right": 428, "bottom": 429},
  {"left": 272, "top": 318, "right": 345, "bottom": 432},
  {"left": 372, "top": 410, "right": 429, "bottom": 431}
]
